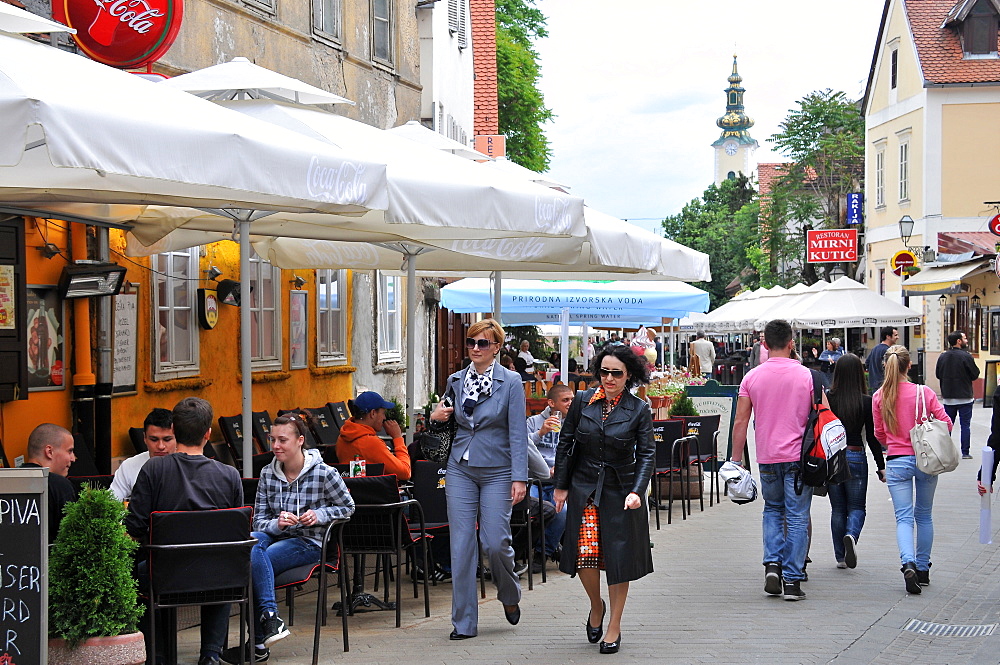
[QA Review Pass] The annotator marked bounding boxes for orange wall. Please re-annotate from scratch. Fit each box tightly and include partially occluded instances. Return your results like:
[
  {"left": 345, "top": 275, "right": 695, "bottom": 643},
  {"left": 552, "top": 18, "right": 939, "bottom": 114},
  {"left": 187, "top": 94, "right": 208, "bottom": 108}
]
[{"left": 3, "top": 221, "right": 356, "bottom": 463}]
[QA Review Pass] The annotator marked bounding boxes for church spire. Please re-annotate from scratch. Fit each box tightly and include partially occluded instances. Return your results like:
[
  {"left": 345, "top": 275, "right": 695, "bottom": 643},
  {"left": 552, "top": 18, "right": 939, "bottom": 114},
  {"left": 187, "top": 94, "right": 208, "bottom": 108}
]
[{"left": 712, "top": 55, "right": 755, "bottom": 146}]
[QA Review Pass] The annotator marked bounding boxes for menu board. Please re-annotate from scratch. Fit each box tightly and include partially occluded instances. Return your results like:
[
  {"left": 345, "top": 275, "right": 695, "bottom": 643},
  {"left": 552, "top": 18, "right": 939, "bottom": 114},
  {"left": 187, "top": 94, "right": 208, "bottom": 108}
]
[
  {"left": 113, "top": 294, "right": 138, "bottom": 394},
  {"left": 0, "top": 265, "right": 15, "bottom": 330},
  {"left": 0, "top": 469, "right": 48, "bottom": 665}
]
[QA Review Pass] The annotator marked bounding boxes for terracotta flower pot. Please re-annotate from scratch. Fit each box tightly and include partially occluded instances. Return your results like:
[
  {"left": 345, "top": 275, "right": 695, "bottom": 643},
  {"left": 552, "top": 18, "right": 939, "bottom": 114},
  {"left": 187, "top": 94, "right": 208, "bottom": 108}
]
[{"left": 49, "top": 632, "right": 146, "bottom": 665}]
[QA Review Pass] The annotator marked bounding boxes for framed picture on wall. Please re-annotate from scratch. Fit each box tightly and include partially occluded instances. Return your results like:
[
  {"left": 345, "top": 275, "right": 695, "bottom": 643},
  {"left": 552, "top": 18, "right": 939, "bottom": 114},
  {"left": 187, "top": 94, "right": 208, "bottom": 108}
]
[
  {"left": 26, "top": 285, "right": 66, "bottom": 391},
  {"left": 289, "top": 290, "right": 308, "bottom": 370}
]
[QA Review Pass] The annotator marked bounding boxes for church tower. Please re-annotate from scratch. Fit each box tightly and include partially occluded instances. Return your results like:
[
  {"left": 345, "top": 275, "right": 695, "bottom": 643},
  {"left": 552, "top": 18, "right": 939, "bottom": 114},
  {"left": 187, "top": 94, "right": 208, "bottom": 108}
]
[{"left": 712, "top": 56, "right": 758, "bottom": 185}]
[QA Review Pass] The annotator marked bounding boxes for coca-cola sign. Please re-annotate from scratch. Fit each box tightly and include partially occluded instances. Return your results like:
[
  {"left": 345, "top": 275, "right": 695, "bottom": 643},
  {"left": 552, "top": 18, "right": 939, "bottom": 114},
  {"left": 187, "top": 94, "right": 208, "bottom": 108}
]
[{"left": 52, "top": 0, "right": 183, "bottom": 69}]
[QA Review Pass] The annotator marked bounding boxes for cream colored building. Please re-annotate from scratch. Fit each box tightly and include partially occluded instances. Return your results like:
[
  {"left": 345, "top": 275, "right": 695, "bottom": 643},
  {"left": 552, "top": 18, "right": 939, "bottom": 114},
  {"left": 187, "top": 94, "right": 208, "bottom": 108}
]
[{"left": 863, "top": 0, "right": 1000, "bottom": 393}]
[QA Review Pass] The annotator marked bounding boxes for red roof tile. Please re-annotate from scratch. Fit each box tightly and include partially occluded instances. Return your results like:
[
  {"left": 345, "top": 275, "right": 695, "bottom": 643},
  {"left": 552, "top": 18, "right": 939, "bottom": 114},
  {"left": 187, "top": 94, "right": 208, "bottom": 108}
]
[
  {"left": 907, "top": 0, "right": 1000, "bottom": 84},
  {"left": 938, "top": 231, "right": 999, "bottom": 254}
]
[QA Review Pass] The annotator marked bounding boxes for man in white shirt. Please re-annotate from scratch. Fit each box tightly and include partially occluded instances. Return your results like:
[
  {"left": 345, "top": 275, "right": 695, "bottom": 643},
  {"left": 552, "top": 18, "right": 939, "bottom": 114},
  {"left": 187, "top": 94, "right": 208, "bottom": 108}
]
[
  {"left": 110, "top": 408, "right": 176, "bottom": 501},
  {"left": 690, "top": 331, "right": 716, "bottom": 379}
]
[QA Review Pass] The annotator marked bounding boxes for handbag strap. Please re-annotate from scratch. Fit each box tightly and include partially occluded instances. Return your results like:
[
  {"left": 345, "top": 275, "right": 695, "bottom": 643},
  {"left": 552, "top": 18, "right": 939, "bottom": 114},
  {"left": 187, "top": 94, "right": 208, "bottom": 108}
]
[{"left": 915, "top": 384, "right": 929, "bottom": 424}]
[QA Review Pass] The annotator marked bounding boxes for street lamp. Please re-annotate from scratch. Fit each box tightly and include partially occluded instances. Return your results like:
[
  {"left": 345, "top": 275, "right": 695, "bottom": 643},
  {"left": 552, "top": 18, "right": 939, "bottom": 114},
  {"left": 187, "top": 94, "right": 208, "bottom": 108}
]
[
  {"left": 829, "top": 265, "right": 846, "bottom": 281},
  {"left": 899, "top": 215, "right": 915, "bottom": 246},
  {"left": 938, "top": 294, "right": 947, "bottom": 307}
]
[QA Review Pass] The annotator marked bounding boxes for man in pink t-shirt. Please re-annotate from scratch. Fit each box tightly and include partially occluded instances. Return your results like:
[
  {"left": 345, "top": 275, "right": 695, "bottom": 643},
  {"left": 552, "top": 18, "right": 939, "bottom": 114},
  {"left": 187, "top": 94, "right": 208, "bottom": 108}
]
[{"left": 732, "top": 319, "right": 824, "bottom": 601}]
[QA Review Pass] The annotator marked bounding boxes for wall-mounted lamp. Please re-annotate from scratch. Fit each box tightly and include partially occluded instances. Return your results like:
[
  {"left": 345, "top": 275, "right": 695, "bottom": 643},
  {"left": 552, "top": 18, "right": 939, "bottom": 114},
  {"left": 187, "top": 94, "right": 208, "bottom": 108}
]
[
  {"left": 972, "top": 288, "right": 987, "bottom": 309},
  {"left": 58, "top": 262, "right": 128, "bottom": 299},
  {"left": 938, "top": 294, "right": 948, "bottom": 307},
  {"left": 898, "top": 215, "right": 936, "bottom": 262},
  {"left": 205, "top": 265, "right": 223, "bottom": 281},
  {"left": 37, "top": 242, "right": 62, "bottom": 259},
  {"left": 829, "top": 265, "right": 847, "bottom": 281},
  {"left": 899, "top": 215, "right": 915, "bottom": 245},
  {"left": 216, "top": 279, "right": 250, "bottom": 306},
  {"left": 291, "top": 274, "right": 307, "bottom": 289}
]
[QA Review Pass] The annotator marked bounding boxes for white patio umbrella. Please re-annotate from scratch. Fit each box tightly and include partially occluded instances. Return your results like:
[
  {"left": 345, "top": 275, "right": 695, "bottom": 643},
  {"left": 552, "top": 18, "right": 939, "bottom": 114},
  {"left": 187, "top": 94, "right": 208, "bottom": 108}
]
[
  {"left": 384, "top": 120, "right": 491, "bottom": 161},
  {"left": 0, "top": 3, "right": 74, "bottom": 33},
  {"left": 478, "top": 157, "right": 569, "bottom": 190},
  {"left": 0, "top": 34, "right": 387, "bottom": 217},
  {"left": 783, "top": 277, "right": 922, "bottom": 328}
]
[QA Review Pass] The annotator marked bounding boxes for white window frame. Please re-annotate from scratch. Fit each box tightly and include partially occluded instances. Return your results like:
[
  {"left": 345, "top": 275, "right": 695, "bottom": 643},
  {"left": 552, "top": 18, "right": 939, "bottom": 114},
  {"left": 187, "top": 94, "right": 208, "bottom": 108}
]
[
  {"left": 244, "top": 0, "right": 276, "bottom": 15},
  {"left": 152, "top": 248, "right": 200, "bottom": 381},
  {"left": 377, "top": 271, "right": 401, "bottom": 364},
  {"left": 313, "top": 0, "right": 341, "bottom": 42},
  {"left": 898, "top": 140, "right": 910, "bottom": 202},
  {"left": 316, "top": 269, "right": 347, "bottom": 366},
  {"left": 248, "top": 251, "right": 282, "bottom": 371},
  {"left": 371, "top": 0, "right": 393, "bottom": 66},
  {"left": 875, "top": 149, "right": 886, "bottom": 207}
]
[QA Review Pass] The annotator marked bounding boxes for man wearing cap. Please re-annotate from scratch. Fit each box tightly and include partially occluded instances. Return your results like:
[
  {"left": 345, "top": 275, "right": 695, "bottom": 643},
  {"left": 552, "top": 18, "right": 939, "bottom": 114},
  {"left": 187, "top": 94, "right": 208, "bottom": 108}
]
[{"left": 337, "top": 391, "right": 411, "bottom": 481}]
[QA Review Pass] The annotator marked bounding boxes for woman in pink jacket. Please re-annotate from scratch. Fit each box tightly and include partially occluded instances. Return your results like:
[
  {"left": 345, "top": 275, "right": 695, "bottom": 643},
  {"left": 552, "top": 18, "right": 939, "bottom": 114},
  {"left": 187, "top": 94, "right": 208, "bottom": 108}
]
[{"left": 872, "top": 345, "right": 952, "bottom": 595}]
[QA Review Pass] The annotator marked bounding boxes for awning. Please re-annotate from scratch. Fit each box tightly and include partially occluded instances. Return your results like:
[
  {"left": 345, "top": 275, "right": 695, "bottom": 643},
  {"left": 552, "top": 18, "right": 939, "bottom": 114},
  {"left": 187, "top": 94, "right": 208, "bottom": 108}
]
[{"left": 901, "top": 260, "right": 992, "bottom": 295}]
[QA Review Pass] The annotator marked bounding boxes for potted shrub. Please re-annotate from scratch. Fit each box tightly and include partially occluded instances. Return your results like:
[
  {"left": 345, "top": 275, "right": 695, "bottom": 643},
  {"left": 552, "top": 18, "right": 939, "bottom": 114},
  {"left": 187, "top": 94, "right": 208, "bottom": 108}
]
[
  {"left": 667, "top": 390, "right": 699, "bottom": 418},
  {"left": 386, "top": 399, "right": 409, "bottom": 429},
  {"left": 48, "top": 485, "right": 145, "bottom": 665}
]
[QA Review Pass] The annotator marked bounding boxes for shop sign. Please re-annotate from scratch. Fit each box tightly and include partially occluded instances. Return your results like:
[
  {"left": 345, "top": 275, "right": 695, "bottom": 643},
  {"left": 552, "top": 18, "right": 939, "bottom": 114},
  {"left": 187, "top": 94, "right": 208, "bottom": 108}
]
[
  {"left": 989, "top": 213, "right": 1000, "bottom": 237},
  {"left": 806, "top": 229, "right": 858, "bottom": 263},
  {"left": 473, "top": 135, "right": 506, "bottom": 158},
  {"left": 52, "top": 0, "right": 183, "bottom": 69},
  {"left": 846, "top": 193, "right": 863, "bottom": 225},
  {"left": 891, "top": 249, "right": 917, "bottom": 277},
  {"left": 198, "top": 289, "right": 219, "bottom": 330}
]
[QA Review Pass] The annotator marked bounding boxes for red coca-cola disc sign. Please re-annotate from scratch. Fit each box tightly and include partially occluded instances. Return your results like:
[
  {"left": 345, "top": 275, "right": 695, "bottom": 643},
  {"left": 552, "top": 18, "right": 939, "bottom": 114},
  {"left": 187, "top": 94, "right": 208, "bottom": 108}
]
[{"left": 52, "top": 0, "right": 183, "bottom": 69}]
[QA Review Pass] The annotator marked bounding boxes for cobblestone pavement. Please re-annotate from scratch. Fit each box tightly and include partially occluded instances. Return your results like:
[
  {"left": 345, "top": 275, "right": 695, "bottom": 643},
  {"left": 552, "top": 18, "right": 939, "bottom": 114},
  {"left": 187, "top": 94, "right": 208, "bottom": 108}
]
[{"left": 176, "top": 402, "right": 1000, "bottom": 664}]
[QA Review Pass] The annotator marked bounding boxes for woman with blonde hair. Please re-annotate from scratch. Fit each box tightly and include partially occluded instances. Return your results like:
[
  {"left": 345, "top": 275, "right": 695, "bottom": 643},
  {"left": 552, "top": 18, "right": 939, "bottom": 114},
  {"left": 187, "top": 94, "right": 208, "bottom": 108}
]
[
  {"left": 872, "top": 345, "right": 952, "bottom": 594},
  {"left": 430, "top": 318, "right": 528, "bottom": 640}
]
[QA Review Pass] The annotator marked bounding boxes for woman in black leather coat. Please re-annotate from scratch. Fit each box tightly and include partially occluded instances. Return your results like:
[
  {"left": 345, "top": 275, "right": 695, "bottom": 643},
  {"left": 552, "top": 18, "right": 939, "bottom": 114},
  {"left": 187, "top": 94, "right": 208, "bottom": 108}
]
[{"left": 553, "top": 345, "right": 654, "bottom": 654}]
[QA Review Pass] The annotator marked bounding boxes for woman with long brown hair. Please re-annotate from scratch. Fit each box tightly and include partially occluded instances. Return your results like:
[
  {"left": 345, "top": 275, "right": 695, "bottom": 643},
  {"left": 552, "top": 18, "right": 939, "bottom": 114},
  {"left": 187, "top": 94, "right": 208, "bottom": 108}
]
[
  {"left": 872, "top": 345, "right": 951, "bottom": 594},
  {"left": 826, "top": 353, "right": 885, "bottom": 570}
]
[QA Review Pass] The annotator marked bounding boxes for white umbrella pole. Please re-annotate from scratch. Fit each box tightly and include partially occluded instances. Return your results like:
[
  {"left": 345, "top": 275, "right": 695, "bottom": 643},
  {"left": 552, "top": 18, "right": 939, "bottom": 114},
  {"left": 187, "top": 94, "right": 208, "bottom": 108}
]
[
  {"left": 560, "top": 308, "right": 570, "bottom": 383},
  {"left": 405, "top": 253, "right": 417, "bottom": 444},
  {"left": 492, "top": 271, "right": 503, "bottom": 327},
  {"left": 240, "top": 219, "right": 253, "bottom": 477},
  {"left": 583, "top": 323, "right": 590, "bottom": 370}
]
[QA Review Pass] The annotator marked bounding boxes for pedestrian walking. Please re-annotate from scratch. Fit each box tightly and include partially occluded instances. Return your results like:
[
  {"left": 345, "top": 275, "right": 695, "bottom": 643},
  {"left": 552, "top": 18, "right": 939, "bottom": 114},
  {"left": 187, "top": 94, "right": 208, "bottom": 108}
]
[
  {"left": 826, "top": 354, "right": 886, "bottom": 570},
  {"left": 690, "top": 331, "right": 715, "bottom": 380},
  {"left": 553, "top": 344, "right": 655, "bottom": 654},
  {"left": 430, "top": 318, "right": 528, "bottom": 641},
  {"left": 731, "top": 319, "right": 819, "bottom": 601},
  {"left": 978, "top": 389, "right": 1000, "bottom": 495},
  {"left": 818, "top": 338, "right": 845, "bottom": 387},
  {"left": 748, "top": 335, "right": 762, "bottom": 369},
  {"left": 866, "top": 326, "right": 898, "bottom": 393},
  {"left": 873, "top": 345, "right": 952, "bottom": 594},
  {"left": 935, "top": 330, "right": 979, "bottom": 459}
]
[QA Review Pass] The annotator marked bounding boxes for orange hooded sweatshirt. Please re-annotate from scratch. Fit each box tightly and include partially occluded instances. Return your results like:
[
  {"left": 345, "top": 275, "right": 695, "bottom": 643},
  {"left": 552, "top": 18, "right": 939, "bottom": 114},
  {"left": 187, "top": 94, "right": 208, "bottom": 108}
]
[{"left": 335, "top": 419, "right": 411, "bottom": 481}]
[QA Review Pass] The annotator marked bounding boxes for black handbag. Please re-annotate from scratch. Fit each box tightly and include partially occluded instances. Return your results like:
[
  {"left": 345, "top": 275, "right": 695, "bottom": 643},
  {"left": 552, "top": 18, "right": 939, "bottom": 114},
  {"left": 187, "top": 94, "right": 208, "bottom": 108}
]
[{"left": 419, "top": 389, "right": 456, "bottom": 465}]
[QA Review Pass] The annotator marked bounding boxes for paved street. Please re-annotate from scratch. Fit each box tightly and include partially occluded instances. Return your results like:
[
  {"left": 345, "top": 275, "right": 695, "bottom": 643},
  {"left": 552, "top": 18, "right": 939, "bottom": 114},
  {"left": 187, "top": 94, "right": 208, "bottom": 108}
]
[{"left": 178, "top": 402, "right": 1000, "bottom": 664}]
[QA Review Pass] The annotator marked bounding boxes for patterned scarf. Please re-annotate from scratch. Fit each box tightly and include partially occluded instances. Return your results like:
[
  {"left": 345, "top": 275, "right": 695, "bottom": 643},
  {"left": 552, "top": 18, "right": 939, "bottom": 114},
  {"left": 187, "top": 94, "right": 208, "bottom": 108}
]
[
  {"left": 588, "top": 385, "right": 623, "bottom": 421},
  {"left": 463, "top": 361, "right": 494, "bottom": 416}
]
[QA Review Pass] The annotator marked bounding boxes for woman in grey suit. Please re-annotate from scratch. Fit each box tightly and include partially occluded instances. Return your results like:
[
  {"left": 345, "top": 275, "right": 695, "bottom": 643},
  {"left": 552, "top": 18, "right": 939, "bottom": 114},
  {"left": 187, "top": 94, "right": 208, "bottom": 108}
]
[
  {"left": 430, "top": 318, "right": 528, "bottom": 640},
  {"left": 554, "top": 344, "right": 654, "bottom": 654}
]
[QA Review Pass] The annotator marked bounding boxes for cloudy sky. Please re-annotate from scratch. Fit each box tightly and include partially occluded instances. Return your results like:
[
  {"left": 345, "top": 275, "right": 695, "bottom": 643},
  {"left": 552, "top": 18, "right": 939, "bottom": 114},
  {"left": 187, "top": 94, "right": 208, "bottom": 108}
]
[{"left": 535, "top": 0, "right": 887, "bottom": 234}]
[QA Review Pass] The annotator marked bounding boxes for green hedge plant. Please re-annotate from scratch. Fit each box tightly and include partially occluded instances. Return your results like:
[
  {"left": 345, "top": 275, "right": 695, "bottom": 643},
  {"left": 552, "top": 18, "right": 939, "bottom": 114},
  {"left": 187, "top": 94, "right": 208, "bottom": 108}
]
[
  {"left": 667, "top": 391, "right": 700, "bottom": 417},
  {"left": 49, "top": 485, "right": 143, "bottom": 648}
]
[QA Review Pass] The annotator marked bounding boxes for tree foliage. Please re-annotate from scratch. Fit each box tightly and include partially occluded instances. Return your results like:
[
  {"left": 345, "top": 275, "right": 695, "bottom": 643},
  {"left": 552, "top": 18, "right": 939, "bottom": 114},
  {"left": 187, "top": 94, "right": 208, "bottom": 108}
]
[
  {"left": 765, "top": 89, "right": 865, "bottom": 285},
  {"left": 661, "top": 176, "right": 759, "bottom": 308},
  {"left": 496, "top": 0, "right": 553, "bottom": 171}
]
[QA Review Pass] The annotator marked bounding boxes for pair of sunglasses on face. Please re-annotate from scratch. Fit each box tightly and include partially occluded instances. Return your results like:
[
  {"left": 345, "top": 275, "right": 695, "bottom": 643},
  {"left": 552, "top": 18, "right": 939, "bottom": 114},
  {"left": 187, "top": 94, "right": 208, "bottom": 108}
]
[
  {"left": 599, "top": 368, "right": 626, "bottom": 378},
  {"left": 465, "top": 337, "right": 498, "bottom": 349}
]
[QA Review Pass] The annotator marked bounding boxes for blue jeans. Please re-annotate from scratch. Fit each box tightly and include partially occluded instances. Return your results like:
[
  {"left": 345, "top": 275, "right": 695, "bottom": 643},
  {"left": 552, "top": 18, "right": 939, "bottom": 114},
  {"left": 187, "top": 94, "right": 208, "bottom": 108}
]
[
  {"left": 251, "top": 531, "right": 322, "bottom": 633},
  {"left": 827, "top": 449, "right": 869, "bottom": 561},
  {"left": 943, "top": 402, "right": 974, "bottom": 455},
  {"left": 885, "top": 456, "right": 938, "bottom": 569},
  {"left": 758, "top": 462, "right": 812, "bottom": 582},
  {"left": 531, "top": 483, "right": 567, "bottom": 556}
]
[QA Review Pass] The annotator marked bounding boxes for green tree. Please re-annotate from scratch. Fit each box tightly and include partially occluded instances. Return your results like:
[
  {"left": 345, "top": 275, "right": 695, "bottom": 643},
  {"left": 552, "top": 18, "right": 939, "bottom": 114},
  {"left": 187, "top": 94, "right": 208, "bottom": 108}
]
[
  {"left": 766, "top": 89, "right": 865, "bottom": 284},
  {"left": 496, "top": 0, "right": 553, "bottom": 171},
  {"left": 662, "top": 176, "right": 759, "bottom": 308}
]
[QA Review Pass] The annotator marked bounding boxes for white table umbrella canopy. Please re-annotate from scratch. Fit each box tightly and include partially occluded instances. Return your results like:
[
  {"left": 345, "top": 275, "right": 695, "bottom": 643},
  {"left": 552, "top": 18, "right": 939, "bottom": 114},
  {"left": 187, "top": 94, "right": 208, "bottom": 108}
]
[
  {"left": 0, "top": 3, "right": 75, "bottom": 33},
  {"left": 0, "top": 34, "right": 388, "bottom": 216},
  {"left": 777, "top": 277, "right": 922, "bottom": 328}
]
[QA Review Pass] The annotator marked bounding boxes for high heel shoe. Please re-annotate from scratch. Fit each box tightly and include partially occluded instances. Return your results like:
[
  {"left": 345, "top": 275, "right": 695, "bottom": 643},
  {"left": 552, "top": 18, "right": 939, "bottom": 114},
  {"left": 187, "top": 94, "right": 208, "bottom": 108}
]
[
  {"left": 599, "top": 633, "right": 621, "bottom": 654},
  {"left": 586, "top": 600, "right": 606, "bottom": 644}
]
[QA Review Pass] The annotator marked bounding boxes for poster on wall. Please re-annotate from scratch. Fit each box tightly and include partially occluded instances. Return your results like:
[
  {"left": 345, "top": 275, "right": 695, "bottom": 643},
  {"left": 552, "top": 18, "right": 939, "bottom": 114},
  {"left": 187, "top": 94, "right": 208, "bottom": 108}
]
[
  {"left": 289, "top": 290, "right": 308, "bottom": 370},
  {"left": 0, "top": 265, "right": 15, "bottom": 330},
  {"left": 113, "top": 293, "right": 138, "bottom": 394},
  {"left": 26, "top": 286, "right": 65, "bottom": 391}
]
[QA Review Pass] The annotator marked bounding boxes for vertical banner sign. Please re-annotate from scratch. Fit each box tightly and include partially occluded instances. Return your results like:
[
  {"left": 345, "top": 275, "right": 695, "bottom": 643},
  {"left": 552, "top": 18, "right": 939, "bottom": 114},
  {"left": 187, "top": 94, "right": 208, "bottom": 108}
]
[
  {"left": 846, "top": 193, "right": 863, "bottom": 225},
  {"left": 473, "top": 135, "right": 506, "bottom": 159},
  {"left": 113, "top": 293, "right": 138, "bottom": 394},
  {"left": 0, "top": 468, "right": 49, "bottom": 665},
  {"left": 806, "top": 229, "right": 858, "bottom": 263}
]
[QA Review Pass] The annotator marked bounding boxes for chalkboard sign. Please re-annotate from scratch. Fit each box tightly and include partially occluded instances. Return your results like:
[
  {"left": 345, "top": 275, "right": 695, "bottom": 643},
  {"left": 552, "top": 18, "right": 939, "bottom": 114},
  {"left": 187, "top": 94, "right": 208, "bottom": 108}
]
[
  {"left": 112, "top": 293, "right": 138, "bottom": 394},
  {"left": 0, "top": 468, "right": 48, "bottom": 665}
]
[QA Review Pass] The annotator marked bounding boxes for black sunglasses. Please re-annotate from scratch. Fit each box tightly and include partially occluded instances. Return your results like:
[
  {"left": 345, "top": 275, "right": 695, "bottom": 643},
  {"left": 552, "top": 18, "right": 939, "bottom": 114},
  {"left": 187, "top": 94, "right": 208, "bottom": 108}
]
[
  {"left": 598, "top": 368, "right": 626, "bottom": 378},
  {"left": 465, "top": 337, "right": 496, "bottom": 349}
]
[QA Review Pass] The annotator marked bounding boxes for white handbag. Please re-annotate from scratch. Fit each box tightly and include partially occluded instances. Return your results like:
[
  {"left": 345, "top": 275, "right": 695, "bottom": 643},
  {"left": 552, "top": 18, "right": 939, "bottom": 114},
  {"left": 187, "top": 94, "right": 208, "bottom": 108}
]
[
  {"left": 719, "top": 461, "right": 758, "bottom": 504},
  {"left": 909, "top": 385, "right": 959, "bottom": 475}
]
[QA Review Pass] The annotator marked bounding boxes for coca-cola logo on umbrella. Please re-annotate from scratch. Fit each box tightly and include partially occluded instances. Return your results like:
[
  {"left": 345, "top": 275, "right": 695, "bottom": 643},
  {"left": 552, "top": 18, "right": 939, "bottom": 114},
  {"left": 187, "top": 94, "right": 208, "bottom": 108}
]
[{"left": 52, "top": 0, "right": 183, "bottom": 69}]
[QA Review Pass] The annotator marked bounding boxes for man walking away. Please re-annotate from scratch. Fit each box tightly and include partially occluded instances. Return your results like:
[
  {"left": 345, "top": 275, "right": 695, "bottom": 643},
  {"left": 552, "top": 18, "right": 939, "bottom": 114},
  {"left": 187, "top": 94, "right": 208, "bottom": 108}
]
[
  {"left": 691, "top": 332, "right": 716, "bottom": 380},
  {"left": 866, "top": 327, "right": 898, "bottom": 393},
  {"left": 936, "top": 331, "right": 979, "bottom": 459},
  {"left": 731, "top": 319, "right": 822, "bottom": 601}
]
